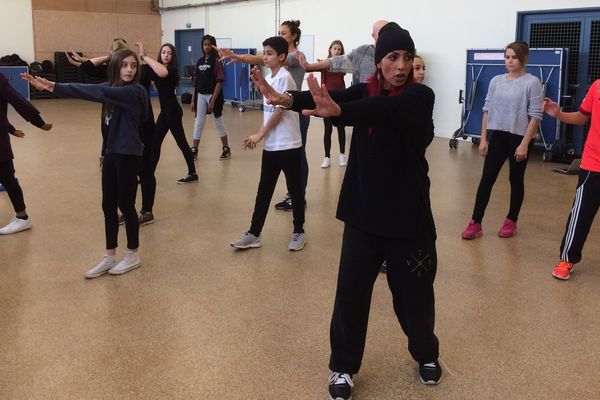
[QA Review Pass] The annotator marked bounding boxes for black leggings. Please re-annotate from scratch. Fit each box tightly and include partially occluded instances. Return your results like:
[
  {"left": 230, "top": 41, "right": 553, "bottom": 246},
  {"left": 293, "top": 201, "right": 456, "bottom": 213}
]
[
  {"left": 0, "top": 160, "right": 25, "bottom": 213},
  {"left": 102, "top": 154, "right": 141, "bottom": 250},
  {"left": 472, "top": 130, "right": 533, "bottom": 223},
  {"left": 323, "top": 118, "right": 346, "bottom": 157},
  {"left": 249, "top": 148, "right": 305, "bottom": 236},
  {"left": 152, "top": 108, "right": 196, "bottom": 175},
  {"left": 139, "top": 120, "right": 156, "bottom": 213},
  {"left": 329, "top": 224, "right": 439, "bottom": 374}
]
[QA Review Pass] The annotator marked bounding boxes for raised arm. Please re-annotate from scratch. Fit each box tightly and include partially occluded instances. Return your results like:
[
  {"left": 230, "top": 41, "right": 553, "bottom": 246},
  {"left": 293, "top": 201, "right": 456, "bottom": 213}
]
[
  {"left": 215, "top": 46, "right": 264, "bottom": 66},
  {"left": 1, "top": 73, "right": 51, "bottom": 130},
  {"left": 136, "top": 42, "right": 168, "bottom": 78}
]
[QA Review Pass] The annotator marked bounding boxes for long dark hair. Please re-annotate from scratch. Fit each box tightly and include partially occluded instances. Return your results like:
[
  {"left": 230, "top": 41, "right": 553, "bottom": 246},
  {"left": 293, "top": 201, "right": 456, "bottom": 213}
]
[
  {"left": 202, "top": 34, "right": 217, "bottom": 58},
  {"left": 280, "top": 19, "right": 301, "bottom": 48},
  {"left": 157, "top": 43, "right": 179, "bottom": 85},
  {"left": 327, "top": 40, "right": 345, "bottom": 58},
  {"left": 103, "top": 48, "right": 140, "bottom": 119}
]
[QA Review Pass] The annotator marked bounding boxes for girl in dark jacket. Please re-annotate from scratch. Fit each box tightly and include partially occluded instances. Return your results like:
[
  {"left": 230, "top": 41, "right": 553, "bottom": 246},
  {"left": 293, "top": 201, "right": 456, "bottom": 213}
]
[
  {"left": 23, "top": 48, "right": 149, "bottom": 278},
  {"left": 251, "top": 22, "right": 441, "bottom": 400},
  {"left": 0, "top": 73, "right": 52, "bottom": 235}
]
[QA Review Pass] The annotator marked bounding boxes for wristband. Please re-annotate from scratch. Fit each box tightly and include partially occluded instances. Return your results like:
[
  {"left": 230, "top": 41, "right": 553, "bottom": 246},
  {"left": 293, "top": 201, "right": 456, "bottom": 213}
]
[{"left": 283, "top": 91, "right": 294, "bottom": 109}]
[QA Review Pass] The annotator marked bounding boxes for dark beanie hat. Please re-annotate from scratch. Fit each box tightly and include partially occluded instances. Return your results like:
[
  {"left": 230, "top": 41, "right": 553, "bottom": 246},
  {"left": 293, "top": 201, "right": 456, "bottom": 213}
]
[{"left": 374, "top": 22, "right": 415, "bottom": 64}]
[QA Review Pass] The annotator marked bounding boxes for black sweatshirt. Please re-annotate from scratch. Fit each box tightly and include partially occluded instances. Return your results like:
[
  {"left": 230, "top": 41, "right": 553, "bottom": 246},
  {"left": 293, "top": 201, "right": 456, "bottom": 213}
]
[
  {"left": 0, "top": 73, "right": 46, "bottom": 161},
  {"left": 292, "top": 83, "right": 436, "bottom": 240}
]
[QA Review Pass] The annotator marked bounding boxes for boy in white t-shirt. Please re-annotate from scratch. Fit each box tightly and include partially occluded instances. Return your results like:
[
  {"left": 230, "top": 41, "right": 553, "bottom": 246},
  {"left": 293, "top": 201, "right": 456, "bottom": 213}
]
[{"left": 230, "top": 36, "right": 306, "bottom": 251}]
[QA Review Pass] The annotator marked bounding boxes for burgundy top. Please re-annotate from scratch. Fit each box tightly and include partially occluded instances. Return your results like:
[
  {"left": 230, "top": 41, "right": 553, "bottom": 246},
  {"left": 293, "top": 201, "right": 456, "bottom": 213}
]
[{"left": 321, "top": 69, "right": 346, "bottom": 91}]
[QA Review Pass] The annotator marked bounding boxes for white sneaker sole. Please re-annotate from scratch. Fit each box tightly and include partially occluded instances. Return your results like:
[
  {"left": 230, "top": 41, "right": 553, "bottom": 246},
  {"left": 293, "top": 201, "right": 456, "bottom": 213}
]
[
  {"left": 108, "top": 261, "right": 141, "bottom": 275},
  {"left": 84, "top": 269, "right": 111, "bottom": 279},
  {"left": 230, "top": 242, "right": 261, "bottom": 249}
]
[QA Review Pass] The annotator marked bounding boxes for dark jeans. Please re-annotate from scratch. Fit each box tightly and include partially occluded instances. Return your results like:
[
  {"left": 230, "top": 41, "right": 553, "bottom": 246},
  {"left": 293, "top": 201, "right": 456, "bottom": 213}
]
[
  {"left": 249, "top": 148, "right": 305, "bottom": 236},
  {"left": 102, "top": 153, "right": 140, "bottom": 250},
  {"left": 472, "top": 130, "right": 533, "bottom": 223},
  {"left": 0, "top": 160, "right": 25, "bottom": 213},
  {"left": 560, "top": 169, "right": 600, "bottom": 264},
  {"left": 323, "top": 118, "right": 346, "bottom": 157},
  {"left": 329, "top": 224, "right": 439, "bottom": 374},
  {"left": 152, "top": 108, "right": 196, "bottom": 175}
]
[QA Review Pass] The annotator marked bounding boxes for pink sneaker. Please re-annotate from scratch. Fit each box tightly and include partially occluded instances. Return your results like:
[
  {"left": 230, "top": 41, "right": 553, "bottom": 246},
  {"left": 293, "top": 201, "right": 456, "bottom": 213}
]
[
  {"left": 461, "top": 220, "right": 482, "bottom": 240},
  {"left": 498, "top": 218, "right": 517, "bottom": 238}
]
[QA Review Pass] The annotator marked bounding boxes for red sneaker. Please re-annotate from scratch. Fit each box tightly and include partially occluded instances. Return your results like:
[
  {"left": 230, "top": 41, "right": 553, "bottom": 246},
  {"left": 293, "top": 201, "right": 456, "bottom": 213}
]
[
  {"left": 498, "top": 218, "right": 517, "bottom": 238},
  {"left": 462, "top": 220, "right": 482, "bottom": 240},
  {"left": 552, "top": 260, "right": 574, "bottom": 280}
]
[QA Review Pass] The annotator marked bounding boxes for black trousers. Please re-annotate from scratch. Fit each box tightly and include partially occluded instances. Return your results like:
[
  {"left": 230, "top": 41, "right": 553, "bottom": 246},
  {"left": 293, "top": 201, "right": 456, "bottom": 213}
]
[
  {"left": 152, "top": 108, "right": 196, "bottom": 175},
  {"left": 249, "top": 148, "right": 305, "bottom": 236},
  {"left": 139, "top": 120, "right": 156, "bottom": 213},
  {"left": 329, "top": 224, "right": 439, "bottom": 374},
  {"left": 560, "top": 169, "right": 600, "bottom": 264},
  {"left": 299, "top": 114, "right": 310, "bottom": 193},
  {"left": 472, "top": 130, "right": 533, "bottom": 223},
  {"left": 323, "top": 118, "right": 346, "bottom": 157},
  {"left": 102, "top": 154, "right": 140, "bottom": 250},
  {"left": 0, "top": 160, "right": 25, "bottom": 213}
]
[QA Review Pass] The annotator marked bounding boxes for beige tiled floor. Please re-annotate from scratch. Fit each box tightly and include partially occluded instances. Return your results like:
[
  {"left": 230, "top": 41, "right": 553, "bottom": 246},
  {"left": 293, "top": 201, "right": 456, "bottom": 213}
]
[{"left": 1, "top": 98, "right": 599, "bottom": 399}]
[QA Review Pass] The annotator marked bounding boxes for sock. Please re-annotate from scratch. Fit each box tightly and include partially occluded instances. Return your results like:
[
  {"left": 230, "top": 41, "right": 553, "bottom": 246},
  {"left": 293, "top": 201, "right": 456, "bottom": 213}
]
[{"left": 17, "top": 215, "right": 28, "bottom": 220}]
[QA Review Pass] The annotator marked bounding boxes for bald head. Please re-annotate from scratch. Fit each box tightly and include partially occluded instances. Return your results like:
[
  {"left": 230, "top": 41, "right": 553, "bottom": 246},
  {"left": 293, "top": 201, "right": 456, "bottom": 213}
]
[{"left": 372, "top": 20, "right": 389, "bottom": 42}]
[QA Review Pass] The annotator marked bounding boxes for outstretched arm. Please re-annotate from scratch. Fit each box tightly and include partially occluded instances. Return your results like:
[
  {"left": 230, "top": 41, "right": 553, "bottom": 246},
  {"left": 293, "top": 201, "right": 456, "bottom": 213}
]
[
  {"left": 1, "top": 73, "right": 51, "bottom": 130},
  {"left": 215, "top": 46, "right": 264, "bottom": 66},
  {"left": 543, "top": 97, "right": 589, "bottom": 125}
]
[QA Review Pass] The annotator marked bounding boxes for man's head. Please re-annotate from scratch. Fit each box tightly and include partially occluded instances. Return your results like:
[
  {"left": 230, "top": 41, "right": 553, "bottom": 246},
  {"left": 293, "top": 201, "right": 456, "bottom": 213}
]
[
  {"left": 262, "top": 36, "right": 288, "bottom": 68},
  {"left": 371, "top": 19, "right": 389, "bottom": 43}
]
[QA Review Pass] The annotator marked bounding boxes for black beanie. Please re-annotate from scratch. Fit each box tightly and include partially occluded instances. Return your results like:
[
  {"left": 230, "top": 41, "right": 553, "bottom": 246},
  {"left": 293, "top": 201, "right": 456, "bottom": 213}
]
[{"left": 374, "top": 22, "right": 415, "bottom": 64}]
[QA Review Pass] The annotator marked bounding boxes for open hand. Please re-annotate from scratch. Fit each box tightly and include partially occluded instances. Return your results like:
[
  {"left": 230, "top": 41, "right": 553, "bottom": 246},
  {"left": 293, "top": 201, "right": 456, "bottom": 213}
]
[
  {"left": 250, "top": 67, "right": 288, "bottom": 105},
  {"left": 134, "top": 42, "right": 146, "bottom": 58},
  {"left": 302, "top": 74, "right": 341, "bottom": 118},
  {"left": 243, "top": 134, "right": 261, "bottom": 150},
  {"left": 542, "top": 97, "right": 560, "bottom": 117},
  {"left": 214, "top": 46, "right": 239, "bottom": 65},
  {"left": 21, "top": 73, "right": 55, "bottom": 92}
]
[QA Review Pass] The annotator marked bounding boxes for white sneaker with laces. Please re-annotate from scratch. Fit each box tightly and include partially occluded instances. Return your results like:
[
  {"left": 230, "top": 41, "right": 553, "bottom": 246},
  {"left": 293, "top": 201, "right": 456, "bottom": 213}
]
[
  {"left": 288, "top": 232, "right": 306, "bottom": 251},
  {"left": 230, "top": 232, "right": 261, "bottom": 249},
  {"left": 0, "top": 217, "right": 32, "bottom": 235},
  {"left": 108, "top": 251, "right": 142, "bottom": 275},
  {"left": 321, "top": 157, "right": 331, "bottom": 168},
  {"left": 85, "top": 255, "right": 117, "bottom": 279},
  {"left": 339, "top": 154, "right": 347, "bottom": 167}
]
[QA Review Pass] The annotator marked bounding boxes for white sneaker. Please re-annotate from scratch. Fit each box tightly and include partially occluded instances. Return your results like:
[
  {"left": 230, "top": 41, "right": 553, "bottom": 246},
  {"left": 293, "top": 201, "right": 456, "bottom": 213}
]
[
  {"left": 231, "top": 232, "right": 261, "bottom": 249},
  {"left": 85, "top": 255, "right": 117, "bottom": 279},
  {"left": 321, "top": 157, "right": 331, "bottom": 168},
  {"left": 288, "top": 232, "right": 306, "bottom": 251},
  {"left": 339, "top": 154, "right": 347, "bottom": 167},
  {"left": 108, "top": 251, "right": 142, "bottom": 275},
  {"left": 0, "top": 217, "right": 32, "bottom": 235}
]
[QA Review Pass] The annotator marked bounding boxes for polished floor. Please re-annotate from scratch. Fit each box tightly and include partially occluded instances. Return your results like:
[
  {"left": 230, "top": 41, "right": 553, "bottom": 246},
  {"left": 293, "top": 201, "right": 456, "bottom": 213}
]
[{"left": 1, "top": 98, "right": 599, "bottom": 399}]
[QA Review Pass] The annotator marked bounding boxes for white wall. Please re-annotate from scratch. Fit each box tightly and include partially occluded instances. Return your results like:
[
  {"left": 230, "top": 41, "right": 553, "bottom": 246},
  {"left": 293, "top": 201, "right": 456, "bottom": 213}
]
[
  {"left": 0, "top": 0, "right": 35, "bottom": 62},
  {"left": 162, "top": 0, "right": 598, "bottom": 137}
]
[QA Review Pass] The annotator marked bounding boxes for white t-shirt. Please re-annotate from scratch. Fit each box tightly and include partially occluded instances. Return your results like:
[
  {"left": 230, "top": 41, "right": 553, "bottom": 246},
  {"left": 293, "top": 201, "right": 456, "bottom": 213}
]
[{"left": 263, "top": 67, "right": 302, "bottom": 151}]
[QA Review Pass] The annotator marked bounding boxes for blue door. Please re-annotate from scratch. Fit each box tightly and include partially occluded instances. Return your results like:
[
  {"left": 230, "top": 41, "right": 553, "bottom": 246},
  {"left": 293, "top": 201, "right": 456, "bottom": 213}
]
[
  {"left": 175, "top": 29, "right": 204, "bottom": 95},
  {"left": 518, "top": 8, "right": 600, "bottom": 155}
]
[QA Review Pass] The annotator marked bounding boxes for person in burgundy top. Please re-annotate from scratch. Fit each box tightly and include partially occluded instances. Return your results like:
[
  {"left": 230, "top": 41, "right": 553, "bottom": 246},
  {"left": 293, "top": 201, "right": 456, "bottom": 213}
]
[
  {"left": 320, "top": 40, "right": 348, "bottom": 168},
  {"left": 0, "top": 72, "right": 52, "bottom": 235},
  {"left": 544, "top": 82, "right": 600, "bottom": 280}
]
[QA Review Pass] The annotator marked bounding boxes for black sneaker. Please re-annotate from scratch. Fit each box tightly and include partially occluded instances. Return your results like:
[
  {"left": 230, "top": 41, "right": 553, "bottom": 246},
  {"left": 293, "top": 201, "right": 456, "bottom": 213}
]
[
  {"left": 138, "top": 212, "right": 155, "bottom": 226},
  {"left": 419, "top": 361, "right": 442, "bottom": 385},
  {"left": 274, "top": 193, "right": 291, "bottom": 211},
  {"left": 191, "top": 146, "right": 198, "bottom": 161},
  {"left": 118, "top": 214, "right": 125, "bottom": 225},
  {"left": 328, "top": 372, "right": 353, "bottom": 400},
  {"left": 380, "top": 260, "right": 387, "bottom": 273},
  {"left": 219, "top": 146, "right": 231, "bottom": 160},
  {"left": 177, "top": 173, "right": 198, "bottom": 184}
]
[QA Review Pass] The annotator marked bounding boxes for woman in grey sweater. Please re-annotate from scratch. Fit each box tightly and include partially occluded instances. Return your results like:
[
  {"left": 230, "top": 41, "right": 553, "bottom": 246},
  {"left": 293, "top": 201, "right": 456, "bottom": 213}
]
[{"left": 462, "top": 41, "right": 543, "bottom": 240}]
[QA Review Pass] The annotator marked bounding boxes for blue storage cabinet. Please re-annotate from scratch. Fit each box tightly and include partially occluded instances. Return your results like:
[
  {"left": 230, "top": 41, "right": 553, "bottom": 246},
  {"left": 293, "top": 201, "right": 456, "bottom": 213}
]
[
  {"left": 222, "top": 48, "right": 256, "bottom": 107},
  {"left": 451, "top": 48, "right": 568, "bottom": 156},
  {"left": 0, "top": 66, "right": 30, "bottom": 99}
]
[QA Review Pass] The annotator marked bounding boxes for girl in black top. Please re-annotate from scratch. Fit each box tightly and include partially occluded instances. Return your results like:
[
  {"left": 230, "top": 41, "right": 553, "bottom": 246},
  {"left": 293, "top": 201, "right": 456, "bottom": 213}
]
[
  {"left": 23, "top": 49, "right": 149, "bottom": 278},
  {"left": 251, "top": 22, "right": 441, "bottom": 400},
  {"left": 147, "top": 43, "right": 197, "bottom": 183}
]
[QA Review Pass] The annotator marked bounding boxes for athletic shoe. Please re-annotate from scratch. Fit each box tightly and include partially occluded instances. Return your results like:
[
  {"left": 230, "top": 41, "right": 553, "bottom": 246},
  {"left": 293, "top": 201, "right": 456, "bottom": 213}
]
[
  {"left": 419, "top": 361, "right": 442, "bottom": 385},
  {"left": 219, "top": 146, "right": 231, "bottom": 160},
  {"left": 108, "top": 251, "right": 142, "bottom": 275},
  {"left": 328, "top": 372, "right": 353, "bottom": 400},
  {"left": 138, "top": 212, "right": 155, "bottom": 226},
  {"left": 339, "top": 153, "right": 347, "bottom": 167},
  {"left": 230, "top": 232, "right": 261, "bottom": 249},
  {"left": 118, "top": 214, "right": 125, "bottom": 225},
  {"left": 177, "top": 173, "right": 198, "bottom": 184},
  {"left": 0, "top": 217, "right": 32, "bottom": 235},
  {"left": 191, "top": 146, "right": 198, "bottom": 161},
  {"left": 461, "top": 219, "right": 482, "bottom": 240},
  {"left": 0, "top": 183, "right": 5, "bottom": 192},
  {"left": 498, "top": 218, "right": 517, "bottom": 238},
  {"left": 288, "top": 232, "right": 306, "bottom": 251},
  {"left": 380, "top": 260, "right": 387, "bottom": 273},
  {"left": 274, "top": 193, "right": 292, "bottom": 210},
  {"left": 552, "top": 260, "right": 575, "bottom": 280},
  {"left": 84, "top": 255, "right": 116, "bottom": 279},
  {"left": 321, "top": 157, "right": 331, "bottom": 168}
]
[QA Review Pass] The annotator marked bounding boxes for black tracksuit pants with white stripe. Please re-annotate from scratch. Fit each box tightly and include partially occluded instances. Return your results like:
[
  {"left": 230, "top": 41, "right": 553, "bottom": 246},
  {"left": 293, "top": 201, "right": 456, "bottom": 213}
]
[{"left": 560, "top": 169, "right": 600, "bottom": 263}]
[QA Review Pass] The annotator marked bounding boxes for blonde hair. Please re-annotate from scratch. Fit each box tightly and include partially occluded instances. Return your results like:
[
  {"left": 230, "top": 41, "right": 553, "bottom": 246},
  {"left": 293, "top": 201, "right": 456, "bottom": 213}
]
[{"left": 109, "top": 38, "right": 128, "bottom": 53}]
